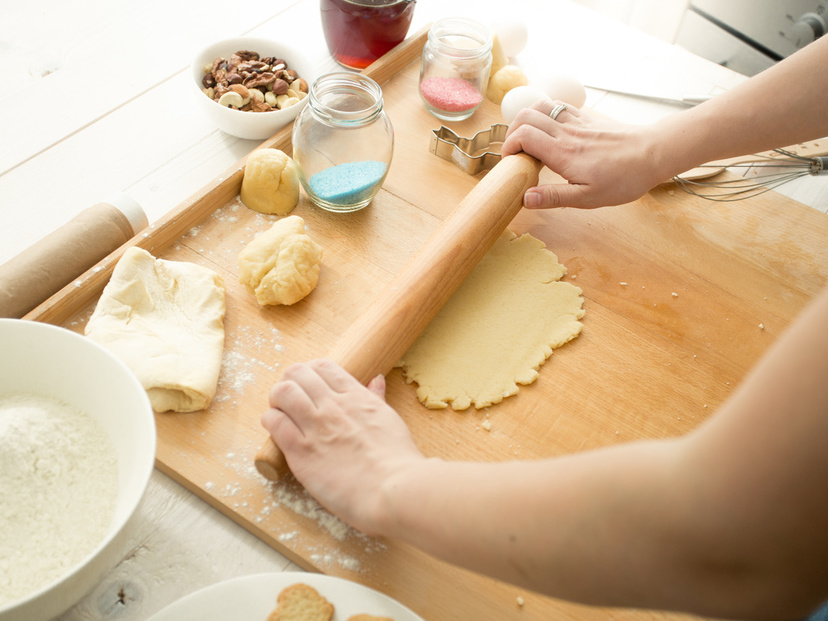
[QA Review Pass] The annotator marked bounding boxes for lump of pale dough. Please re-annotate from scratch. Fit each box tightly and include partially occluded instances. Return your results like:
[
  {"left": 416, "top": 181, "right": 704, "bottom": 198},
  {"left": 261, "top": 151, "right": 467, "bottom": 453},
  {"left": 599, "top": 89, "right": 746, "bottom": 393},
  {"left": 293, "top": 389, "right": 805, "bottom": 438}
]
[
  {"left": 85, "top": 247, "right": 226, "bottom": 413},
  {"left": 240, "top": 148, "right": 300, "bottom": 215},
  {"left": 486, "top": 64, "right": 529, "bottom": 104},
  {"left": 238, "top": 215, "right": 323, "bottom": 306}
]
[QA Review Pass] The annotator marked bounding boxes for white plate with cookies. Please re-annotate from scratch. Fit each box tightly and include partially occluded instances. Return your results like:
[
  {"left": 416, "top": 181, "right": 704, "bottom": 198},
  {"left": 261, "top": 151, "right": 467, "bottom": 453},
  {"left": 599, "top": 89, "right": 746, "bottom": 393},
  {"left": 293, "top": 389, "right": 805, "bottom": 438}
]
[{"left": 147, "top": 572, "right": 425, "bottom": 621}]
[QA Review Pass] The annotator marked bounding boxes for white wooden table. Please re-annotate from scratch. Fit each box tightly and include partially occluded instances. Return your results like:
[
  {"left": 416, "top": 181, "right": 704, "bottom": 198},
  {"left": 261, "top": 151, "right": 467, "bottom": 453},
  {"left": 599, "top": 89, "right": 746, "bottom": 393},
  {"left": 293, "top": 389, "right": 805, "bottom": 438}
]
[{"left": 2, "top": 1, "right": 825, "bottom": 618}]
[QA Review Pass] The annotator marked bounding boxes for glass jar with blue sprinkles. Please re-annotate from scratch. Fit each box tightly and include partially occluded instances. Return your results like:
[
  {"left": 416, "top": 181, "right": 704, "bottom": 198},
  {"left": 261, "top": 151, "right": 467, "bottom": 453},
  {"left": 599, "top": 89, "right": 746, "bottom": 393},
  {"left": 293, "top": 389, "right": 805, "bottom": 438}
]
[{"left": 292, "top": 72, "right": 394, "bottom": 212}]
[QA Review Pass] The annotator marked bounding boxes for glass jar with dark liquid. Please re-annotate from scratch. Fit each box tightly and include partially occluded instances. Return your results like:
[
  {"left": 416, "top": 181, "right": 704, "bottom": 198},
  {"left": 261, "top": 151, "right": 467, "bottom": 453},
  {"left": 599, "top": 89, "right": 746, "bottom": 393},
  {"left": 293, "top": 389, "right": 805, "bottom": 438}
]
[{"left": 320, "top": 0, "right": 416, "bottom": 69}]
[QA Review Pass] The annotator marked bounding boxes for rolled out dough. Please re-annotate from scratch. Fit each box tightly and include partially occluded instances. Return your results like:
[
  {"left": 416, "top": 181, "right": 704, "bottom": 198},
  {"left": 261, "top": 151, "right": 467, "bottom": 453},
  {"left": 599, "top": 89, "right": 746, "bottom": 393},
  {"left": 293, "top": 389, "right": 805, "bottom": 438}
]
[
  {"left": 85, "top": 247, "right": 226, "bottom": 412},
  {"left": 397, "top": 231, "right": 584, "bottom": 410}
]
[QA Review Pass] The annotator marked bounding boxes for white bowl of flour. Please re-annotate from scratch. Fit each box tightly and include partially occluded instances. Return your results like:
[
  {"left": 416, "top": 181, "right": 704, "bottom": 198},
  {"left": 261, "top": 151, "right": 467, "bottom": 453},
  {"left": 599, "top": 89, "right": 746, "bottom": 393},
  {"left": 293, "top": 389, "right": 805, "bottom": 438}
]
[{"left": 0, "top": 319, "right": 156, "bottom": 621}]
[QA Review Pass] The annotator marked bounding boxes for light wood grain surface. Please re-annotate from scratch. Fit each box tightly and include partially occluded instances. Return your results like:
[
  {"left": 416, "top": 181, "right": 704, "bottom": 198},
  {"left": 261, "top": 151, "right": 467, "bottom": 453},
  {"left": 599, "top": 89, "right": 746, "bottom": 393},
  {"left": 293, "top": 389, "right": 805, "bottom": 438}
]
[{"left": 3, "top": 1, "right": 828, "bottom": 620}]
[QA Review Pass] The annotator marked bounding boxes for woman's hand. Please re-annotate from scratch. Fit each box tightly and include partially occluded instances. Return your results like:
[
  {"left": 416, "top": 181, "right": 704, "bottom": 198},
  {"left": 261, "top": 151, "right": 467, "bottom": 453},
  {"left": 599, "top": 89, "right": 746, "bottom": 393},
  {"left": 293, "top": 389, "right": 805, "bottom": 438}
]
[
  {"left": 261, "top": 359, "right": 424, "bottom": 534},
  {"left": 502, "top": 99, "right": 671, "bottom": 209}
]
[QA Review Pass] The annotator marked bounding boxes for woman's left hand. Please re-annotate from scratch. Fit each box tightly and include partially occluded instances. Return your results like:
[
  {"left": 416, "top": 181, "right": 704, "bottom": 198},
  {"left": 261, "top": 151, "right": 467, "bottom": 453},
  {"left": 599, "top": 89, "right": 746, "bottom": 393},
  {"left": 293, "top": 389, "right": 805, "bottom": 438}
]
[{"left": 261, "top": 359, "right": 425, "bottom": 534}]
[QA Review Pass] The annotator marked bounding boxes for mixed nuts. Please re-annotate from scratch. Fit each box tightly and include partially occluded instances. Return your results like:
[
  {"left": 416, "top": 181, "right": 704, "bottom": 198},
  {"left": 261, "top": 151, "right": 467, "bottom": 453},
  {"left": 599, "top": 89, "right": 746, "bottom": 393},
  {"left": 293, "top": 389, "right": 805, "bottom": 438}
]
[{"left": 201, "top": 50, "right": 308, "bottom": 112}]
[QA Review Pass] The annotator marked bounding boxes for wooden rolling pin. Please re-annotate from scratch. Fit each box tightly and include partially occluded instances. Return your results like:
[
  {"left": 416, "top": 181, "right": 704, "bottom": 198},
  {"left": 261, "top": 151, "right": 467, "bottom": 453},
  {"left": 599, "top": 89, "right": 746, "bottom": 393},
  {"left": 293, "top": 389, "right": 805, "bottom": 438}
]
[{"left": 254, "top": 152, "right": 543, "bottom": 481}]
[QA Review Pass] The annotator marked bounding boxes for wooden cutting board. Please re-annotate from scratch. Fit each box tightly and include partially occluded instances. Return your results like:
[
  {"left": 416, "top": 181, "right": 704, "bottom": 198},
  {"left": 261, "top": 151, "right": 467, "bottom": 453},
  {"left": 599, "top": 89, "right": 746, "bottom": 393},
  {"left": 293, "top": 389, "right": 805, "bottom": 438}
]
[{"left": 29, "top": 30, "right": 828, "bottom": 621}]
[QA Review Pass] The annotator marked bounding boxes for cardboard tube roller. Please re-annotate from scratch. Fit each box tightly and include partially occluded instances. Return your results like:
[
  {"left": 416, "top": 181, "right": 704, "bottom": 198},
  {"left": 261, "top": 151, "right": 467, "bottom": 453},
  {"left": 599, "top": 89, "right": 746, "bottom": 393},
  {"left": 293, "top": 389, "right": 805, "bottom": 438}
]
[
  {"left": 254, "top": 153, "right": 543, "bottom": 481},
  {"left": 0, "top": 193, "right": 148, "bottom": 319}
]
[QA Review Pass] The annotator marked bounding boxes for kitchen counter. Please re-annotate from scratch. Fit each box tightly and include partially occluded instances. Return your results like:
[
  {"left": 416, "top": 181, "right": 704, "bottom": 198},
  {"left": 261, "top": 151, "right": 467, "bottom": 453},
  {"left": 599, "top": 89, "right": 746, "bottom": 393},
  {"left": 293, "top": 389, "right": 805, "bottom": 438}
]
[{"left": 2, "top": 1, "right": 826, "bottom": 619}]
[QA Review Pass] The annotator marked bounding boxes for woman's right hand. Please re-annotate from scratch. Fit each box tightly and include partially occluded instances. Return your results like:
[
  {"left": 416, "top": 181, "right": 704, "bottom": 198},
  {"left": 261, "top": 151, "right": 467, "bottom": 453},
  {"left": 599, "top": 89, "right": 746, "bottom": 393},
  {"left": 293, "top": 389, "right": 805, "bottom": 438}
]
[{"left": 502, "top": 99, "right": 673, "bottom": 210}]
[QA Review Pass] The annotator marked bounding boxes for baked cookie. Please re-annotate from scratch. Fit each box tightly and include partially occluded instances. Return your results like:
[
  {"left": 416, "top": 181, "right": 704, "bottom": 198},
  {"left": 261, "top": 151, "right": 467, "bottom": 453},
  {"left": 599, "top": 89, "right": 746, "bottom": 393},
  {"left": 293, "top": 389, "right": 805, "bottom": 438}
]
[{"left": 266, "top": 583, "right": 334, "bottom": 621}]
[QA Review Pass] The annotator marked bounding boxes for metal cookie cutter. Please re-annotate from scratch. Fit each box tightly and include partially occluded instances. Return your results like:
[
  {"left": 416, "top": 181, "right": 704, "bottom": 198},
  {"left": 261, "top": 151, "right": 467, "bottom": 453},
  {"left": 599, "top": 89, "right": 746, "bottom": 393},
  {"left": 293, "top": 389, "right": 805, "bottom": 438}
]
[{"left": 429, "top": 124, "right": 508, "bottom": 175}]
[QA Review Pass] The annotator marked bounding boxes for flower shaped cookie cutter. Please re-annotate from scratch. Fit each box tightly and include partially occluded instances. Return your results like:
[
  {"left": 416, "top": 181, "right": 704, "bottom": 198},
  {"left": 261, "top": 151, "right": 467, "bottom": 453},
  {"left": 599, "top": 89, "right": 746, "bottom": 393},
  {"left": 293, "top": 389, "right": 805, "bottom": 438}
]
[{"left": 429, "top": 124, "right": 508, "bottom": 175}]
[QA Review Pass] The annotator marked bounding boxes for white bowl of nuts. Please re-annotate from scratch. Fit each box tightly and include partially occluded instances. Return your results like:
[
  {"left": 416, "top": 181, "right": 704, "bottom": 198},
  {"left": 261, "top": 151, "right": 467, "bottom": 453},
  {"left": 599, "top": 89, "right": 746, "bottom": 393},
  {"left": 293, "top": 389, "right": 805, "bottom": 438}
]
[{"left": 192, "top": 36, "right": 313, "bottom": 140}]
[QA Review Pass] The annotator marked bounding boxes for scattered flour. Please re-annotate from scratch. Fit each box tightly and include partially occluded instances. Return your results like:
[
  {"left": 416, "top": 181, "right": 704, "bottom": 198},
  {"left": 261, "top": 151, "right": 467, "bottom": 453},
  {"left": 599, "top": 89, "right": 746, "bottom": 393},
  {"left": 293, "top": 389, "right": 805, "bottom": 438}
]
[
  {"left": 185, "top": 199, "right": 377, "bottom": 572},
  {"left": 215, "top": 326, "right": 282, "bottom": 401},
  {"left": 269, "top": 483, "right": 351, "bottom": 542},
  {"left": 212, "top": 449, "right": 387, "bottom": 573},
  {"left": 183, "top": 198, "right": 282, "bottom": 265},
  {"left": 0, "top": 392, "right": 118, "bottom": 606}
]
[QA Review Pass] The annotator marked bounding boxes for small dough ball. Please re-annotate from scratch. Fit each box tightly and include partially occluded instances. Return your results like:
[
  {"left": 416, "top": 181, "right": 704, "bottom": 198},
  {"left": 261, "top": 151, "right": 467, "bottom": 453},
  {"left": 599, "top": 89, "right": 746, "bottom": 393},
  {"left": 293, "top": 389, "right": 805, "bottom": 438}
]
[
  {"left": 486, "top": 64, "right": 528, "bottom": 104},
  {"left": 534, "top": 73, "right": 586, "bottom": 109},
  {"left": 501, "top": 85, "right": 548, "bottom": 124},
  {"left": 240, "top": 148, "right": 300, "bottom": 215},
  {"left": 238, "top": 215, "right": 323, "bottom": 306}
]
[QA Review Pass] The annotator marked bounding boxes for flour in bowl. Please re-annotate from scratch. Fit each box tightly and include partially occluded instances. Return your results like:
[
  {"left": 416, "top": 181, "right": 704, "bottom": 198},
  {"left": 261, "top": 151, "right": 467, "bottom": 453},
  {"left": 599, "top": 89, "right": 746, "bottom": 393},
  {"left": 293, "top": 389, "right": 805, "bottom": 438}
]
[{"left": 0, "top": 392, "right": 118, "bottom": 606}]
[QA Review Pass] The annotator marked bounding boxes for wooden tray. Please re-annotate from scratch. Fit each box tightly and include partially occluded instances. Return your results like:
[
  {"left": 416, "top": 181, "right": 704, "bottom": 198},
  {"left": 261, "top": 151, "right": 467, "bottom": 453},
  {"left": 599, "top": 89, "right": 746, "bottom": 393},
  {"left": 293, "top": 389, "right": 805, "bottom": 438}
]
[{"left": 29, "top": 29, "right": 828, "bottom": 620}]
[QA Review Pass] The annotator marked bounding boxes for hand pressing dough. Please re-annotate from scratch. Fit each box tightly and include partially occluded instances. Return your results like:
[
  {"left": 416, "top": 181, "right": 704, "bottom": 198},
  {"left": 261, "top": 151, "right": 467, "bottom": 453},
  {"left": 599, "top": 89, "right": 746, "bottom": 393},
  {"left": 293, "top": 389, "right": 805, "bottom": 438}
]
[
  {"left": 241, "top": 148, "right": 300, "bottom": 215},
  {"left": 238, "top": 215, "right": 323, "bottom": 306},
  {"left": 398, "top": 231, "right": 584, "bottom": 410},
  {"left": 85, "top": 247, "right": 226, "bottom": 412}
]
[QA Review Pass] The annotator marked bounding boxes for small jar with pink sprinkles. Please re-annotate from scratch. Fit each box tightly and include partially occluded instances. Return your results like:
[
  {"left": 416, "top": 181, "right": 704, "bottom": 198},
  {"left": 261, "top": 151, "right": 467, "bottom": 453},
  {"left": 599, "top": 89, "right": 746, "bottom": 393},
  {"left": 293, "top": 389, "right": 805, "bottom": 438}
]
[{"left": 419, "top": 17, "right": 492, "bottom": 122}]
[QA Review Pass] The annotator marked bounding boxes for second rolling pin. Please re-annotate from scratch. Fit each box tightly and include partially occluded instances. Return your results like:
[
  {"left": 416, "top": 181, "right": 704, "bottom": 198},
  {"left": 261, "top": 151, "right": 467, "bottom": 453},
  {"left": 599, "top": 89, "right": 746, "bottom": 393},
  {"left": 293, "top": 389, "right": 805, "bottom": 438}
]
[
  {"left": 0, "top": 194, "right": 147, "bottom": 319},
  {"left": 255, "top": 152, "right": 543, "bottom": 481}
]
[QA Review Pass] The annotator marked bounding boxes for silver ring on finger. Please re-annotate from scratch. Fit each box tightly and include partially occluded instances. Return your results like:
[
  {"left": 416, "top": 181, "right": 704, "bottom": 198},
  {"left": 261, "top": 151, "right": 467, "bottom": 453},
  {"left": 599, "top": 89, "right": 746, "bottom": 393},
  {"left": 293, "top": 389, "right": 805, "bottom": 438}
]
[{"left": 549, "top": 103, "right": 569, "bottom": 121}]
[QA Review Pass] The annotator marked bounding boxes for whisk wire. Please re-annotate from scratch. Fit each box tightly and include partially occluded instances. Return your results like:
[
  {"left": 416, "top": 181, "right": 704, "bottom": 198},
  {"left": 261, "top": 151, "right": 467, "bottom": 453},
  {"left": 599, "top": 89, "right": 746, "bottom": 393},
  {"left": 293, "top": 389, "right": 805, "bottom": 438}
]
[{"left": 672, "top": 148, "right": 828, "bottom": 201}]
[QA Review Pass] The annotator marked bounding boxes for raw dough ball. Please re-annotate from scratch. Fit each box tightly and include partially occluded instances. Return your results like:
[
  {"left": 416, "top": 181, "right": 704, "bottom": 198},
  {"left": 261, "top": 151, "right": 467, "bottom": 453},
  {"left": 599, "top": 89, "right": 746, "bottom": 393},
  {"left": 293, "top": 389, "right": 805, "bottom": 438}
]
[
  {"left": 486, "top": 64, "right": 528, "bottom": 104},
  {"left": 501, "top": 85, "right": 548, "bottom": 123},
  {"left": 240, "top": 148, "right": 300, "bottom": 215},
  {"left": 238, "top": 215, "right": 323, "bottom": 306},
  {"left": 397, "top": 231, "right": 584, "bottom": 410},
  {"left": 535, "top": 73, "right": 587, "bottom": 108},
  {"left": 85, "top": 247, "right": 226, "bottom": 413}
]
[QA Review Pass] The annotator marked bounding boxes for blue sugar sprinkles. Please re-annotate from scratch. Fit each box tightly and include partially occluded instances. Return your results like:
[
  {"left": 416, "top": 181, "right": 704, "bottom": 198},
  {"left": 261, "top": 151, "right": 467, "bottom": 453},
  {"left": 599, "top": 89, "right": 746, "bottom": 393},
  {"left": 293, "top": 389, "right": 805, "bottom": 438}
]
[{"left": 309, "top": 161, "right": 387, "bottom": 206}]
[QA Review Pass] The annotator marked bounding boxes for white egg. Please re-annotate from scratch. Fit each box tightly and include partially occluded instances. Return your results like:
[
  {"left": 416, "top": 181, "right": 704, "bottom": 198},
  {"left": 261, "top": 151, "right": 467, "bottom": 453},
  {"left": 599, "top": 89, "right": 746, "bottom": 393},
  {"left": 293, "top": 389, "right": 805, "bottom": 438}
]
[
  {"left": 501, "top": 85, "right": 548, "bottom": 124},
  {"left": 492, "top": 19, "right": 529, "bottom": 58},
  {"left": 534, "top": 73, "right": 587, "bottom": 108}
]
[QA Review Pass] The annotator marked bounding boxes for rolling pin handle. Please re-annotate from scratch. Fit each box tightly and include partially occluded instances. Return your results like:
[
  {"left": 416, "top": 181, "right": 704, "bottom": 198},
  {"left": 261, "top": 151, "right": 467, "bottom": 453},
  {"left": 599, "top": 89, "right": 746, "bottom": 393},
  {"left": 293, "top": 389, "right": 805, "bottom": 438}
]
[{"left": 254, "top": 437, "right": 290, "bottom": 481}]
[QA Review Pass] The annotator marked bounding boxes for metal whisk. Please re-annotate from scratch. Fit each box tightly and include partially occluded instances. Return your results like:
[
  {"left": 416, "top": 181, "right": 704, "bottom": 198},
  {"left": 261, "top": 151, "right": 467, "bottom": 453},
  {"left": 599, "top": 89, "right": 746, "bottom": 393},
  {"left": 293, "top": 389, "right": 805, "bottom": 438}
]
[{"left": 672, "top": 148, "right": 828, "bottom": 202}]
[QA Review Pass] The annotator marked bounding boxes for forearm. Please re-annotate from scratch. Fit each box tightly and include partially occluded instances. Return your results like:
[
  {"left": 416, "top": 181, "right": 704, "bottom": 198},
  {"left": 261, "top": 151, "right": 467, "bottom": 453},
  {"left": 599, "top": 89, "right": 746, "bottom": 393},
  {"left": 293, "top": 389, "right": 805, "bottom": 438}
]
[
  {"left": 377, "top": 426, "right": 826, "bottom": 619},
  {"left": 649, "top": 35, "right": 828, "bottom": 179},
  {"left": 673, "top": 288, "right": 828, "bottom": 616},
  {"left": 374, "top": 290, "right": 828, "bottom": 619},
  {"left": 376, "top": 441, "right": 689, "bottom": 609}
]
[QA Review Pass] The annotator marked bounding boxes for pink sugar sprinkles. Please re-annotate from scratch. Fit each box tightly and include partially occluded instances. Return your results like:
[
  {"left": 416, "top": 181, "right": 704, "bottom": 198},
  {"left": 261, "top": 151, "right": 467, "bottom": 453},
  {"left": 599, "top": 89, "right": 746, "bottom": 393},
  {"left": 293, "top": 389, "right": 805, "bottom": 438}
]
[{"left": 420, "top": 77, "right": 483, "bottom": 112}]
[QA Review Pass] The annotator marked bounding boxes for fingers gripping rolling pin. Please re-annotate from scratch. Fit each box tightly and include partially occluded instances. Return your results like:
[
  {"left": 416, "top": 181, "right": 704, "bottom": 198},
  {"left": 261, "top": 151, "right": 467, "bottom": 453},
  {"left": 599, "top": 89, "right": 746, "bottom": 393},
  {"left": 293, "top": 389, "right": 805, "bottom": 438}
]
[{"left": 254, "top": 153, "right": 543, "bottom": 481}]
